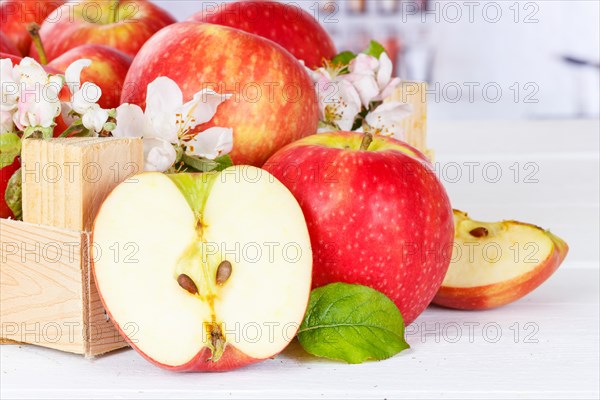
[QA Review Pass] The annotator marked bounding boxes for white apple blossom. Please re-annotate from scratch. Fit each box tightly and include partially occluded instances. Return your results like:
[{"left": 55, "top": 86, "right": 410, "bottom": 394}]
[
  {"left": 344, "top": 52, "right": 401, "bottom": 107},
  {"left": 9, "top": 57, "right": 63, "bottom": 131},
  {"left": 310, "top": 67, "right": 362, "bottom": 132},
  {"left": 364, "top": 101, "right": 412, "bottom": 140},
  {"left": 112, "top": 76, "right": 233, "bottom": 172},
  {"left": 309, "top": 49, "right": 410, "bottom": 138},
  {"left": 63, "top": 59, "right": 109, "bottom": 133}
]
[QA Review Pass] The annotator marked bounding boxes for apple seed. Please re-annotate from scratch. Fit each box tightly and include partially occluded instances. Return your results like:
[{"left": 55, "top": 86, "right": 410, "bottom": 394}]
[
  {"left": 469, "top": 227, "right": 489, "bottom": 238},
  {"left": 177, "top": 274, "right": 198, "bottom": 295},
  {"left": 216, "top": 260, "right": 232, "bottom": 285}
]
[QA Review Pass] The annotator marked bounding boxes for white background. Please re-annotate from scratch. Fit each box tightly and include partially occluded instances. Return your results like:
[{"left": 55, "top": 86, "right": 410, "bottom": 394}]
[{"left": 154, "top": 0, "right": 600, "bottom": 120}]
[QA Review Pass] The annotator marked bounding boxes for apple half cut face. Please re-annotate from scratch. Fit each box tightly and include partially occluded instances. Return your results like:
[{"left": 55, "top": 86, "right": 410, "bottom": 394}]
[
  {"left": 92, "top": 166, "right": 312, "bottom": 371},
  {"left": 432, "top": 210, "right": 568, "bottom": 310}
]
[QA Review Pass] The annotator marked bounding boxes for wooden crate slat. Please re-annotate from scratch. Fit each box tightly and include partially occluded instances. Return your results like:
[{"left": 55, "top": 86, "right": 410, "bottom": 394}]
[{"left": 0, "top": 219, "right": 86, "bottom": 353}]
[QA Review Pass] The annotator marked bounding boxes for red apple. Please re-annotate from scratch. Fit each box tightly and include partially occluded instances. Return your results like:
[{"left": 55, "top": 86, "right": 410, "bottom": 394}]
[
  {"left": 48, "top": 44, "right": 132, "bottom": 109},
  {"left": 121, "top": 22, "right": 319, "bottom": 167},
  {"left": 0, "top": 0, "right": 63, "bottom": 56},
  {"left": 264, "top": 132, "right": 454, "bottom": 324},
  {"left": 0, "top": 32, "right": 20, "bottom": 56},
  {"left": 432, "top": 210, "right": 569, "bottom": 310},
  {"left": 30, "top": 0, "right": 175, "bottom": 61},
  {"left": 1, "top": 157, "right": 20, "bottom": 219},
  {"left": 188, "top": 1, "right": 336, "bottom": 69},
  {"left": 93, "top": 167, "right": 313, "bottom": 371}
]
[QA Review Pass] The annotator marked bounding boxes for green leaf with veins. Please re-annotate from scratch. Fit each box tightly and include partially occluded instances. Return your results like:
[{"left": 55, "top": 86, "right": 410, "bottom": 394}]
[
  {"left": 297, "top": 283, "right": 409, "bottom": 364},
  {"left": 363, "top": 40, "right": 387, "bottom": 59},
  {"left": 0, "top": 133, "right": 21, "bottom": 168}
]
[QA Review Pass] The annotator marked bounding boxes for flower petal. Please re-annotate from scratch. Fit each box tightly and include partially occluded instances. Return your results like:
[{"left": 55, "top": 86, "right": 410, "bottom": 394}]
[
  {"left": 112, "top": 103, "right": 149, "bottom": 138},
  {"left": 1, "top": 59, "right": 19, "bottom": 106},
  {"left": 376, "top": 52, "right": 393, "bottom": 89},
  {"left": 145, "top": 76, "right": 182, "bottom": 117},
  {"left": 14, "top": 57, "right": 49, "bottom": 88},
  {"left": 181, "top": 89, "right": 231, "bottom": 130},
  {"left": 144, "top": 77, "right": 182, "bottom": 143},
  {"left": 81, "top": 105, "right": 108, "bottom": 133},
  {"left": 376, "top": 77, "right": 401, "bottom": 102},
  {"left": 185, "top": 127, "right": 233, "bottom": 160},
  {"left": 349, "top": 54, "right": 379, "bottom": 75},
  {"left": 72, "top": 82, "right": 102, "bottom": 114},
  {"left": 143, "top": 137, "right": 177, "bottom": 172},
  {"left": 365, "top": 101, "right": 412, "bottom": 139},
  {"left": 1, "top": 110, "right": 15, "bottom": 134},
  {"left": 14, "top": 95, "right": 61, "bottom": 129},
  {"left": 343, "top": 72, "right": 379, "bottom": 107},
  {"left": 64, "top": 59, "right": 91, "bottom": 95},
  {"left": 336, "top": 80, "right": 362, "bottom": 131}
]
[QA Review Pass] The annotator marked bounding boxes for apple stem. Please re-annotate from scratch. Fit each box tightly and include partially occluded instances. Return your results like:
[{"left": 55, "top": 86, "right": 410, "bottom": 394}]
[
  {"left": 26, "top": 23, "right": 47, "bottom": 65},
  {"left": 359, "top": 133, "right": 373, "bottom": 151},
  {"left": 108, "top": 0, "right": 120, "bottom": 24}
]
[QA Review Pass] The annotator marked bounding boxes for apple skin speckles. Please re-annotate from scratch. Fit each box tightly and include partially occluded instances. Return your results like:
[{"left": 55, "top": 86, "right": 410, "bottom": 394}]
[
  {"left": 264, "top": 132, "right": 454, "bottom": 324},
  {"left": 188, "top": 1, "right": 336, "bottom": 69},
  {"left": 28, "top": 0, "right": 175, "bottom": 61},
  {"left": 121, "top": 22, "right": 318, "bottom": 167}
]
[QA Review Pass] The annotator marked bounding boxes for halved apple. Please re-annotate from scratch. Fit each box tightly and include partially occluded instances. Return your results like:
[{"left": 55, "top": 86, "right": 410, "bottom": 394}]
[
  {"left": 432, "top": 210, "right": 568, "bottom": 310},
  {"left": 92, "top": 166, "right": 313, "bottom": 371}
]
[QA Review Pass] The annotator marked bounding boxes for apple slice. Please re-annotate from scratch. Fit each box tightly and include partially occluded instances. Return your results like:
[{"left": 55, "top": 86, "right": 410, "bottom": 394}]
[
  {"left": 433, "top": 210, "right": 568, "bottom": 310},
  {"left": 92, "top": 166, "right": 312, "bottom": 371}
]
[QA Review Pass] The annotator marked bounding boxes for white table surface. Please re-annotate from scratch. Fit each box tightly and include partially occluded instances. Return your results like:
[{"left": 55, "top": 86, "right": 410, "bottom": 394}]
[{"left": 2, "top": 120, "right": 599, "bottom": 399}]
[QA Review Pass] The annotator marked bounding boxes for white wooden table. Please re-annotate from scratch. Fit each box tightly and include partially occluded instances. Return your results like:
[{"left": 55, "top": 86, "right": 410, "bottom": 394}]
[{"left": 2, "top": 120, "right": 599, "bottom": 399}]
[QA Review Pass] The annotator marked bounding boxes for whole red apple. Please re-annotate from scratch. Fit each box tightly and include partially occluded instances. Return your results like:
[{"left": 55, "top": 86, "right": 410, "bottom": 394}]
[
  {"left": 48, "top": 44, "right": 132, "bottom": 108},
  {"left": 188, "top": 1, "right": 336, "bottom": 69},
  {"left": 1, "top": 157, "right": 20, "bottom": 219},
  {"left": 264, "top": 132, "right": 454, "bottom": 324},
  {"left": 0, "top": 32, "right": 20, "bottom": 56},
  {"left": 0, "top": 0, "right": 63, "bottom": 56},
  {"left": 30, "top": 0, "right": 175, "bottom": 61},
  {"left": 121, "top": 22, "right": 319, "bottom": 166}
]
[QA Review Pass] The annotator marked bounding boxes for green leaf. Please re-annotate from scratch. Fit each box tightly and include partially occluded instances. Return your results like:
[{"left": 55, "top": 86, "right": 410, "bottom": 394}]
[
  {"left": 213, "top": 154, "right": 233, "bottom": 171},
  {"left": 181, "top": 154, "right": 218, "bottom": 172},
  {"left": 363, "top": 40, "right": 387, "bottom": 59},
  {"left": 0, "top": 133, "right": 21, "bottom": 168},
  {"left": 181, "top": 153, "right": 234, "bottom": 173},
  {"left": 5, "top": 167, "right": 22, "bottom": 220},
  {"left": 297, "top": 283, "right": 409, "bottom": 364},
  {"left": 331, "top": 51, "right": 357, "bottom": 66}
]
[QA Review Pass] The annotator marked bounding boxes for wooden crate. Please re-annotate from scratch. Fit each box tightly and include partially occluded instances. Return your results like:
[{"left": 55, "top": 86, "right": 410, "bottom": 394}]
[
  {"left": 0, "top": 137, "right": 143, "bottom": 356},
  {"left": 0, "top": 219, "right": 126, "bottom": 356}
]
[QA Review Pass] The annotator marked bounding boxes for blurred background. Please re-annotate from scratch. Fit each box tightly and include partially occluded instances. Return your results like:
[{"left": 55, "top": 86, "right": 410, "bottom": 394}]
[{"left": 156, "top": 0, "right": 600, "bottom": 121}]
